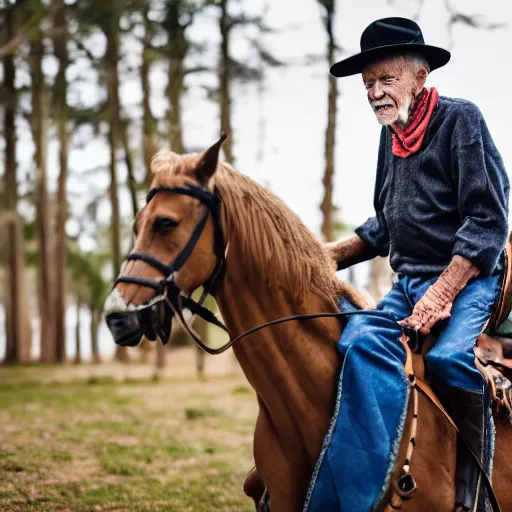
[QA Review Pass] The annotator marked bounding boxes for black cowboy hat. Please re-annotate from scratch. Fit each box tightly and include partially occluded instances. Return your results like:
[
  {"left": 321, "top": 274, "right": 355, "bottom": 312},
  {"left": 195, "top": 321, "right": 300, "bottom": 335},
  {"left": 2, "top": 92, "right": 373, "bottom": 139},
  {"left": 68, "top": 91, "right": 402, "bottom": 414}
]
[{"left": 331, "top": 17, "right": 450, "bottom": 78}]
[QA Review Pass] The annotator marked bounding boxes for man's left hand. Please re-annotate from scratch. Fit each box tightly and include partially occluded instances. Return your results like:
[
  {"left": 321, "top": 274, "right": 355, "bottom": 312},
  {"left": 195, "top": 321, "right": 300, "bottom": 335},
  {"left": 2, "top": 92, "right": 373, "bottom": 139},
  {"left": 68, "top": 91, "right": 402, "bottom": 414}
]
[
  {"left": 398, "top": 255, "right": 480, "bottom": 335},
  {"left": 399, "top": 284, "right": 453, "bottom": 335}
]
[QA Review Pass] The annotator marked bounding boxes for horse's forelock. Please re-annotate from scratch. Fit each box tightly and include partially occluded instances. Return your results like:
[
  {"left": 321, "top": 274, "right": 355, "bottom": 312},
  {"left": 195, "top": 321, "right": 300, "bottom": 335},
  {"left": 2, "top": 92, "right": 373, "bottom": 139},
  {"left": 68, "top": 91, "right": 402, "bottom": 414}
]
[{"left": 150, "top": 151, "right": 183, "bottom": 175}]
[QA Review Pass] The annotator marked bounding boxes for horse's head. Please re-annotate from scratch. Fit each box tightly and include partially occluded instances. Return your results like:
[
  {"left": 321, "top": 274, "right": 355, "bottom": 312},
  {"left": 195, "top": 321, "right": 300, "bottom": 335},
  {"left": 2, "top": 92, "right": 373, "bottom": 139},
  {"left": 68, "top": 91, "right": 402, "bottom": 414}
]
[{"left": 104, "top": 134, "right": 227, "bottom": 348}]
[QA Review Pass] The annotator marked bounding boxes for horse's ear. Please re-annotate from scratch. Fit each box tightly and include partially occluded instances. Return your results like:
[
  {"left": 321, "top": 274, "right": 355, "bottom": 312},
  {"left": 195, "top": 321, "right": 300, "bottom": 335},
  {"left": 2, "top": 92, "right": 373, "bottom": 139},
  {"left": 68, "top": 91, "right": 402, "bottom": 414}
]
[{"left": 196, "top": 132, "right": 227, "bottom": 185}]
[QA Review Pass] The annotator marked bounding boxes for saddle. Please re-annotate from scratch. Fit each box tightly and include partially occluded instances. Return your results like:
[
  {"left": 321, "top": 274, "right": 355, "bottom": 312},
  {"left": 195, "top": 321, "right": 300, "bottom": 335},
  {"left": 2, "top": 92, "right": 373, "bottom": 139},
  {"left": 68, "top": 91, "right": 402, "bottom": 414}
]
[{"left": 475, "top": 238, "right": 512, "bottom": 421}]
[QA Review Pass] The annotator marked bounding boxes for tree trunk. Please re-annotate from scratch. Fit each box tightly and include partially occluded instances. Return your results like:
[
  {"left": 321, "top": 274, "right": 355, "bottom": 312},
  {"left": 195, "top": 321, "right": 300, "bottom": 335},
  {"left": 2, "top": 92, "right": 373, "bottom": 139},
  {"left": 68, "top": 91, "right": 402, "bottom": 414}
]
[
  {"left": 369, "top": 257, "right": 391, "bottom": 302},
  {"left": 219, "top": 0, "right": 233, "bottom": 162},
  {"left": 31, "top": 1, "right": 57, "bottom": 363},
  {"left": 347, "top": 266, "right": 355, "bottom": 285},
  {"left": 168, "top": 56, "right": 184, "bottom": 153},
  {"left": 121, "top": 120, "right": 139, "bottom": 218},
  {"left": 74, "top": 301, "right": 81, "bottom": 364},
  {"left": 4, "top": 216, "right": 30, "bottom": 363},
  {"left": 163, "top": 0, "right": 187, "bottom": 155},
  {"left": 194, "top": 319, "right": 207, "bottom": 380},
  {"left": 156, "top": 341, "right": 166, "bottom": 369},
  {"left": 3, "top": 3, "right": 31, "bottom": 364},
  {"left": 141, "top": 17, "right": 157, "bottom": 187},
  {"left": 105, "top": 28, "right": 122, "bottom": 288},
  {"left": 90, "top": 308, "right": 101, "bottom": 363},
  {"left": 139, "top": 337, "right": 151, "bottom": 363},
  {"left": 52, "top": 0, "right": 69, "bottom": 364},
  {"left": 104, "top": 13, "right": 128, "bottom": 363},
  {"left": 319, "top": 4, "right": 338, "bottom": 242}
]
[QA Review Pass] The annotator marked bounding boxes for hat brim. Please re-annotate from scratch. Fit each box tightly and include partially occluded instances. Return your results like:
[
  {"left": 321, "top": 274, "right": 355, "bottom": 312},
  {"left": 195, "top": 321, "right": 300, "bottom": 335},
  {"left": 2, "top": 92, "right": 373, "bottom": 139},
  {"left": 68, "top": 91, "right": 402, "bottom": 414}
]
[{"left": 330, "top": 43, "right": 451, "bottom": 77}]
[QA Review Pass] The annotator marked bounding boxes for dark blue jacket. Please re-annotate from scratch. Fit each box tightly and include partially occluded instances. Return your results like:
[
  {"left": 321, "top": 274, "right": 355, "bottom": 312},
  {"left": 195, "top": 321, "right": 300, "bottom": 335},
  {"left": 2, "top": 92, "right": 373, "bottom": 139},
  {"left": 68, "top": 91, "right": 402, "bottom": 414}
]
[{"left": 355, "top": 96, "right": 509, "bottom": 276}]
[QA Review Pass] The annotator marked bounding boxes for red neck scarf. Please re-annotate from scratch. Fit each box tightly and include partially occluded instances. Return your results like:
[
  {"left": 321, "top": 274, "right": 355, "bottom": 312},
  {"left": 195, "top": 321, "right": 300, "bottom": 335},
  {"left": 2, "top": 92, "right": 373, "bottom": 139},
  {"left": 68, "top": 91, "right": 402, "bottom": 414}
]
[{"left": 390, "top": 87, "right": 439, "bottom": 158}]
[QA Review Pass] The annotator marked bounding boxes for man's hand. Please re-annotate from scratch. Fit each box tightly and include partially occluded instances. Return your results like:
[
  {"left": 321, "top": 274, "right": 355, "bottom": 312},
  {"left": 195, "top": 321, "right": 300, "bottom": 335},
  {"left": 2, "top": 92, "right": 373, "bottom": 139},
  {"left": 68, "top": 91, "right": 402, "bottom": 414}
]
[
  {"left": 323, "top": 241, "right": 340, "bottom": 273},
  {"left": 322, "top": 235, "right": 377, "bottom": 272},
  {"left": 399, "top": 255, "right": 480, "bottom": 335},
  {"left": 399, "top": 285, "right": 453, "bottom": 335}
]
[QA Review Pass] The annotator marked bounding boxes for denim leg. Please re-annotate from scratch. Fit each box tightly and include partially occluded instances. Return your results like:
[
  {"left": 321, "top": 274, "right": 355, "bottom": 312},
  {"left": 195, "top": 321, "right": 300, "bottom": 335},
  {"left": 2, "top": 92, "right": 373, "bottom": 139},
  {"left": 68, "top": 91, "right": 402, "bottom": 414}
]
[
  {"left": 327, "top": 280, "right": 413, "bottom": 511},
  {"left": 423, "top": 275, "right": 501, "bottom": 392}
]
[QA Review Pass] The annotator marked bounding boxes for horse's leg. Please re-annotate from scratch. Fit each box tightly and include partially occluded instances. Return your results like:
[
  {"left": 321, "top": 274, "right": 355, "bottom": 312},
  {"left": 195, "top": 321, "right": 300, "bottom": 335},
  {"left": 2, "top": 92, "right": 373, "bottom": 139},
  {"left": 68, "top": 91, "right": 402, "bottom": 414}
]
[{"left": 243, "top": 467, "right": 265, "bottom": 510}]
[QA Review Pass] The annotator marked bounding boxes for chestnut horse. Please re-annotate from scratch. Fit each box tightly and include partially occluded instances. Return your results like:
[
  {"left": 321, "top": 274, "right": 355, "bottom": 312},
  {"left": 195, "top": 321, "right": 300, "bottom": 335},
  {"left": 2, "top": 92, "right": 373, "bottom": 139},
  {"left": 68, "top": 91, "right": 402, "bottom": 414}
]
[{"left": 105, "top": 137, "right": 512, "bottom": 511}]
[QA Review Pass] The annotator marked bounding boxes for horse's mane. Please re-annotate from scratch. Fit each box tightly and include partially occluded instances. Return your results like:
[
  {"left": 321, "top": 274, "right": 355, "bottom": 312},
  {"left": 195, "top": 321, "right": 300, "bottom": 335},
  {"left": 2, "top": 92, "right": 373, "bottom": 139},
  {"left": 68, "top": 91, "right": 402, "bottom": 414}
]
[
  {"left": 214, "top": 163, "right": 365, "bottom": 307},
  {"left": 150, "top": 151, "right": 369, "bottom": 308}
]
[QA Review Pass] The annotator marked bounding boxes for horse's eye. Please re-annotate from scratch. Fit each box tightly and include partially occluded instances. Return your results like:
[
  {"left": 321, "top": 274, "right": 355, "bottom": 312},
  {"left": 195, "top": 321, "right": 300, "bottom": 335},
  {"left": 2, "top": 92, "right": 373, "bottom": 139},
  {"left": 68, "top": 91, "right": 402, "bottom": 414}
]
[{"left": 154, "top": 217, "right": 178, "bottom": 234}]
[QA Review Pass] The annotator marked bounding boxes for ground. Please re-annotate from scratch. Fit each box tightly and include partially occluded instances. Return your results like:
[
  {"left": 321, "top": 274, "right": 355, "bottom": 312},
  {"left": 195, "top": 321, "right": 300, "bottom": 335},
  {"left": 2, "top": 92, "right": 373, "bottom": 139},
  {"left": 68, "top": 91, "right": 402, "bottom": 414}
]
[{"left": 0, "top": 348, "right": 258, "bottom": 511}]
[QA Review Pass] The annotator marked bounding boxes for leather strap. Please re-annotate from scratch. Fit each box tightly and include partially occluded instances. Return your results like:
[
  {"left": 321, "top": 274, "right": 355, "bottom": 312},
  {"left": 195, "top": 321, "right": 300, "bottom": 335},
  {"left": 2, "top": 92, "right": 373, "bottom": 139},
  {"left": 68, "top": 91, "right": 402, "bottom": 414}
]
[
  {"left": 488, "top": 242, "right": 512, "bottom": 332},
  {"left": 385, "top": 335, "right": 419, "bottom": 511},
  {"left": 415, "top": 380, "right": 501, "bottom": 512}
]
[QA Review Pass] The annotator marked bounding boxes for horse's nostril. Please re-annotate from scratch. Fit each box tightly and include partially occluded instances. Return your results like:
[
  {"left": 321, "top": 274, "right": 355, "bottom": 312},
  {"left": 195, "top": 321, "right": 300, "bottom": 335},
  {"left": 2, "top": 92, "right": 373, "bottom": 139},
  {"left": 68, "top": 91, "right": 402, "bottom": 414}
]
[{"left": 105, "top": 311, "right": 143, "bottom": 347}]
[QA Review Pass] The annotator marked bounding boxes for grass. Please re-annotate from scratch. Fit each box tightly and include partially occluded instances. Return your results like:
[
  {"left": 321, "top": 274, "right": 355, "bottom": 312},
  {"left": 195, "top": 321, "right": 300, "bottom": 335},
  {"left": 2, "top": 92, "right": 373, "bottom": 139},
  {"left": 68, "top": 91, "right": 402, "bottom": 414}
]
[{"left": 0, "top": 354, "right": 258, "bottom": 511}]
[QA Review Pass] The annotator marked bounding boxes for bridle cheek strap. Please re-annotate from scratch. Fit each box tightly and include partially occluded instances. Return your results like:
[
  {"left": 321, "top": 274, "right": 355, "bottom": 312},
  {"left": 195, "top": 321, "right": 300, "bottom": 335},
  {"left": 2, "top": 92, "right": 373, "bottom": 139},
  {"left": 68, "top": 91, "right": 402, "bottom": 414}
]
[{"left": 122, "top": 209, "right": 211, "bottom": 284}]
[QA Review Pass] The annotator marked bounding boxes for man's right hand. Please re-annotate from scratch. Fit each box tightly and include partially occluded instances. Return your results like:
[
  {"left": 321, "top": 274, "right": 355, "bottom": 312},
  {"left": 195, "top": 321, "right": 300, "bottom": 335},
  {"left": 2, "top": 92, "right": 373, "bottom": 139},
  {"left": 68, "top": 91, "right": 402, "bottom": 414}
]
[
  {"left": 323, "top": 241, "right": 341, "bottom": 273},
  {"left": 322, "top": 235, "right": 377, "bottom": 272}
]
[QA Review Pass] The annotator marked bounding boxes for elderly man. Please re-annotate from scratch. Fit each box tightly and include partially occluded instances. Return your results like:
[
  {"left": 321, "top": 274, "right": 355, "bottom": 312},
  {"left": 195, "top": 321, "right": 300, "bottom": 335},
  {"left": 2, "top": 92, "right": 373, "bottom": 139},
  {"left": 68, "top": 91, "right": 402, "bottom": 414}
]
[{"left": 323, "top": 17, "right": 509, "bottom": 512}]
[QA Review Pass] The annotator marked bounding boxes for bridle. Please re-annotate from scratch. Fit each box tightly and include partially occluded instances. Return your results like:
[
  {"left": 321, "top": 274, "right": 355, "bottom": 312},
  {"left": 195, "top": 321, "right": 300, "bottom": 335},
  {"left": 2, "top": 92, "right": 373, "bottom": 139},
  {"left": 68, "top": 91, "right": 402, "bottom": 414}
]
[{"left": 111, "top": 184, "right": 230, "bottom": 353}]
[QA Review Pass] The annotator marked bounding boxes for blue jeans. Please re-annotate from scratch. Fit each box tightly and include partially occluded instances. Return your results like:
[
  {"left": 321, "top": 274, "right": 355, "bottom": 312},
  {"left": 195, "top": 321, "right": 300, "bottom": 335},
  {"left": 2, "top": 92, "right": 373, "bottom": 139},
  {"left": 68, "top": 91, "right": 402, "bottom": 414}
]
[{"left": 306, "top": 273, "right": 500, "bottom": 512}]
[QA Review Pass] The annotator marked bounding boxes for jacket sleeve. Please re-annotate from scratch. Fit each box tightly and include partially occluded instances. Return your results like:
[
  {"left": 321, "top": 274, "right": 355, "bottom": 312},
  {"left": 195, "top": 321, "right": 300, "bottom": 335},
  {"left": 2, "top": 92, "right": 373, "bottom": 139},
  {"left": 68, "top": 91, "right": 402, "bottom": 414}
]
[
  {"left": 451, "top": 102, "right": 509, "bottom": 276},
  {"left": 355, "top": 128, "right": 390, "bottom": 258}
]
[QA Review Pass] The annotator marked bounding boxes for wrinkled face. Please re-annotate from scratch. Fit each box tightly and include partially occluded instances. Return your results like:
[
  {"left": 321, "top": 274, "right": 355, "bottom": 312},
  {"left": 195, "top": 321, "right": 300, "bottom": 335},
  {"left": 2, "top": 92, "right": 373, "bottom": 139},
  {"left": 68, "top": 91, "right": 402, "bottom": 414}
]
[{"left": 362, "top": 56, "right": 427, "bottom": 127}]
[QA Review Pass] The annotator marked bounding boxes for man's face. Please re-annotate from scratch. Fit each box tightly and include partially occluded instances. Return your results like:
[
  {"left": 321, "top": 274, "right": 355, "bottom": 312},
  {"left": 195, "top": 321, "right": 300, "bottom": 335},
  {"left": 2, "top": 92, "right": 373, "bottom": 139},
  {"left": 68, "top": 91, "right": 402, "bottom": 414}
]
[{"left": 362, "top": 56, "right": 423, "bottom": 127}]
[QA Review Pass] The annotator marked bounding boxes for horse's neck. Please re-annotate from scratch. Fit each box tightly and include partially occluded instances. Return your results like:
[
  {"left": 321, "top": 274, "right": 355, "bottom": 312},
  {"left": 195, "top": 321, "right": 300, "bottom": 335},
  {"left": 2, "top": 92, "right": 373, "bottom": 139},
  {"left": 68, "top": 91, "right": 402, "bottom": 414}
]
[{"left": 215, "top": 252, "right": 342, "bottom": 507}]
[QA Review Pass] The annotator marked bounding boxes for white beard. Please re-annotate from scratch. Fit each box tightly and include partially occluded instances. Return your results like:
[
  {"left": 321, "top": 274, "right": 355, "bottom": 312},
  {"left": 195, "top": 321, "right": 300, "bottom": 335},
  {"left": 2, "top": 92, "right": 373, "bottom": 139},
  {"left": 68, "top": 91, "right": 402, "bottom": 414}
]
[
  {"left": 375, "top": 95, "right": 413, "bottom": 127},
  {"left": 396, "top": 95, "right": 412, "bottom": 127}
]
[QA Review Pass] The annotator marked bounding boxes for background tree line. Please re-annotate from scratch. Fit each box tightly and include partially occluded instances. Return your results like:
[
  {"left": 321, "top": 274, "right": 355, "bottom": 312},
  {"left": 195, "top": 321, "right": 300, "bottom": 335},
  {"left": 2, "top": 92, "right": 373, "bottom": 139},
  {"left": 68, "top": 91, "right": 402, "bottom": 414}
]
[
  {"left": 0, "top": 0, "right": 286, "bottom": 368},
  {"left": 0, "top": 0, "right": 503, "bottom": 367}
]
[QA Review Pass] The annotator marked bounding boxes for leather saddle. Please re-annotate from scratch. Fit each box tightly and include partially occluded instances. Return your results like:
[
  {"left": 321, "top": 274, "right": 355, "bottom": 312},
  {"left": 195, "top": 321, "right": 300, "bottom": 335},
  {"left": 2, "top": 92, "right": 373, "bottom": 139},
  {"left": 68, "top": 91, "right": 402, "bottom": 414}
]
[{"left": 475, "top": 238, "right": 512, "bottom": 419}]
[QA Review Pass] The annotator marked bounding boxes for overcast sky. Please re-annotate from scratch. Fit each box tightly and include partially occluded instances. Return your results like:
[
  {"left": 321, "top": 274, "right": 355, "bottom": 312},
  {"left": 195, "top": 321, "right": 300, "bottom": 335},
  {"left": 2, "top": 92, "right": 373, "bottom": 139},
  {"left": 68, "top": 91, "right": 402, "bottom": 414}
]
[{"left": 55, "top": 0, "right": 512, "bottom": 248}]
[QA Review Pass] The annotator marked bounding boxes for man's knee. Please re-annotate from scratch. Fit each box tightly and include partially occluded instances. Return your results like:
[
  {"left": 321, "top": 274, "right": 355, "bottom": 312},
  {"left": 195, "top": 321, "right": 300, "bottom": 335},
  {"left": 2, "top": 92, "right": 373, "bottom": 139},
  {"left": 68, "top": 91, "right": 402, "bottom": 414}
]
[
  {"left": 424, "top": 349, "right": 457, "bottom": 377},
  {"left": 425, "top": 343, "right": 482, "bottom": 390}
]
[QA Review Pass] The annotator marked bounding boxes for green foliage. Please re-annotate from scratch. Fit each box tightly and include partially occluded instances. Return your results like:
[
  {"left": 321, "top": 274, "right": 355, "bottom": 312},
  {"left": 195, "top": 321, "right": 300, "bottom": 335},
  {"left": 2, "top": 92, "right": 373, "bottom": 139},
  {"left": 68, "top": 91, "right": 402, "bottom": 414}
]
[
  {"left": 97, "top": 444, "right": 148, "bottom": 475},
  {"left": 70, "top": 105, "right": 106, "bottom": 128},
  {"left": 231, "top": 385, "right": 252, "bottom": 395},
  {"left": 72, "top": 0, "right": 124, "bottom": 36},
  {"left": 22, "top": 218, "right": 36, "bottom": 241},
  {"left": 67, "top": 246, "right": 110, "bottom": 310},
  {"left": 184, "top": 406, "right": 222, "bottom": 420}
]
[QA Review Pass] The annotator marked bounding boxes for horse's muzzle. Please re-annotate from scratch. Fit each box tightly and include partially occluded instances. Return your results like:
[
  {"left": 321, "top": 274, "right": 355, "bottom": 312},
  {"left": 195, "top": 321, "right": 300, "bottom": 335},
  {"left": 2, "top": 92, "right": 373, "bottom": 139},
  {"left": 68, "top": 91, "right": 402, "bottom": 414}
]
[{"left": 105, "top": 297, "right": 173, "bottom": 347}]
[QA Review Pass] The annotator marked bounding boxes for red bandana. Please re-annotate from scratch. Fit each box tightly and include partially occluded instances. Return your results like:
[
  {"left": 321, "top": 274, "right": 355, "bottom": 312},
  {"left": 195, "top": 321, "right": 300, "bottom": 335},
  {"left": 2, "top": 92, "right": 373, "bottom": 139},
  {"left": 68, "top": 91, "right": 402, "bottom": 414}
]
[{"left": 390, "top": 87, "right": 439, "bottom": 158}]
